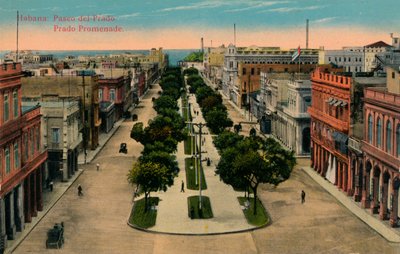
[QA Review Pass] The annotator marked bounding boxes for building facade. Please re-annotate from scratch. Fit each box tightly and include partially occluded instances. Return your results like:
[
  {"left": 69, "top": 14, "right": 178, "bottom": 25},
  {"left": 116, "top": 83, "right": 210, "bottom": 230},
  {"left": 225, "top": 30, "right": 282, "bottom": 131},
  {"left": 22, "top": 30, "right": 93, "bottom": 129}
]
[
  {"left": 320, "top": 47, "right": 364, "bottom": 73},
  {"left": 23, "top": 97, "right": 82, "bottom": 182},
  {"left": 361, "top": 66, "right": 400, "bottom": 227},
  {"left": 222, "top": 44, "right": 319, "bottom": 106},
  {"left": 22, "top": 75, "right": 101, "bottom": 151},
  {"left": 0, "top": 62, "right": 47, "bottom": 252},
  {"left": 309, "top": 68, "right": 351, "bottom": 191}
]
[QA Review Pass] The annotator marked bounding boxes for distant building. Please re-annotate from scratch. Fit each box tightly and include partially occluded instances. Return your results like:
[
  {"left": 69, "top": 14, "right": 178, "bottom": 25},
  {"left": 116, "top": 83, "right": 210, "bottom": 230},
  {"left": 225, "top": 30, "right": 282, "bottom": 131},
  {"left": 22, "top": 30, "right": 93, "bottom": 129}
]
[
  {"left": 22, "top": 75, "right": 101, "bottom": 151},
  {"left": 320, "top": 46, "right": 364, "bottom": 73},
  {"left": 0, "top": 62, "right": 47, "bottom": 252},
  {"left": 364, "top": 41, "right": 392, "bottom": 72},
  {"left": 22, "top": 97, "right": 82, "bottom": 182},
  {"left": 222, "top": 44, "right": 319, "bottom": 105},
  {"left": 203, "top": 45, "right": 225, "bottom": 86},
  {"left": 259, "top": 72, "right": 312, "bottom": 156}
]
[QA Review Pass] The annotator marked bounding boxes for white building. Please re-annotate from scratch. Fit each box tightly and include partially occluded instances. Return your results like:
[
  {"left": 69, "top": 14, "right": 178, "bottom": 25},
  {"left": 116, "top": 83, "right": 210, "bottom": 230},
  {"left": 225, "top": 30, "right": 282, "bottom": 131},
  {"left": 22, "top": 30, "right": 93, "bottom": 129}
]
[{"left": 222, "top": 44, "right": 319, "bottom": 105}]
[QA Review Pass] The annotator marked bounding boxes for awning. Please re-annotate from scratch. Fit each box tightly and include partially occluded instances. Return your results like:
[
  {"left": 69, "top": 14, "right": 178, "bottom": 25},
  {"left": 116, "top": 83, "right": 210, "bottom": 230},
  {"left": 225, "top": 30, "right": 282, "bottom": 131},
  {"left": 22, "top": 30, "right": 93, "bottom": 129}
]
[
  {"left": 341, "top": 101, "right": 348, "bottom": 107},
  {"left": 332, "top": 131, "right": 339, "bottom": 140},
  {"left": 329, "top": 99, "right": 337, "bottom": 105},
  {"left": 326, "top": 97, "right": 333, "bottom": 103},
  {"left": 334, "top": 100, "right": 342, "bottom": 107}
]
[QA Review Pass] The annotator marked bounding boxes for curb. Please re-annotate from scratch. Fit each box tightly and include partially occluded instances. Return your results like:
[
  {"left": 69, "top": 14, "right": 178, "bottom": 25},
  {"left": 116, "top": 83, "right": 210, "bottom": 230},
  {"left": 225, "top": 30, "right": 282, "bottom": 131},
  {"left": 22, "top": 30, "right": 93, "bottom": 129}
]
[{"left": 302, "top": 167, "right": 400, "bottom": 243}]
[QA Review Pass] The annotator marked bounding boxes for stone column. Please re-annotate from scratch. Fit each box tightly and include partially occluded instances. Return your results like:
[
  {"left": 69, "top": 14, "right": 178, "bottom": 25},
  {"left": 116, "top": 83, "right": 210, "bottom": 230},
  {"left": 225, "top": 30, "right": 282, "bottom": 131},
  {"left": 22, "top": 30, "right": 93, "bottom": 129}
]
[
  {"left": 390, "top": 188, "right": 399, "bottom": 227},
  {"left": 337, "top": 162, "right": 342, "bottom": 188},
  {"left": 15, "top": 185, "right": 24, "bottom": 232},
  {"left": 361, "top": 171, "right": 371, "bottom": 208},
  {"left": 37, "top": 167, "right": 43, "bottom": 212},
  {"left": 32, "top": 172, "right": 37, "bottom": 217},
  {"left": 371, "top": 174, "right": 379, "bottom": 214},
  {"left": 5, "top": 193, "right": 15, "bottom": 240},
  {"left": 380, "top": 178, "right": 389, "bottom": 220},
  {"left": 0, "top": 198, "right": 8, "bottom": 254},
  {"left": 24, "top": 176, "right": 31, "bottom": 223}
]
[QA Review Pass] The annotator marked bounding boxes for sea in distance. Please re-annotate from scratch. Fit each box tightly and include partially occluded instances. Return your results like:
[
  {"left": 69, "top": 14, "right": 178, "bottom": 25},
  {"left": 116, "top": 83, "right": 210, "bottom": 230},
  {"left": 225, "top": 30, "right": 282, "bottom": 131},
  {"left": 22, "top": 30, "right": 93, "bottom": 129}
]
[{"left": 0, "top": 49, "right": 197, "bottom": 67}]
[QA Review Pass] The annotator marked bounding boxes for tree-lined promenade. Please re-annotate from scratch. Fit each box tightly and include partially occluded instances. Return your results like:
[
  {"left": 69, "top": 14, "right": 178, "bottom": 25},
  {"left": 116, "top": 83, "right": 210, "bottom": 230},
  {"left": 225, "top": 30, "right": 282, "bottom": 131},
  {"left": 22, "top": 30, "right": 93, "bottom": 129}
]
[{"left": 13, "top": 68, "right": 399, "bottom": 254}]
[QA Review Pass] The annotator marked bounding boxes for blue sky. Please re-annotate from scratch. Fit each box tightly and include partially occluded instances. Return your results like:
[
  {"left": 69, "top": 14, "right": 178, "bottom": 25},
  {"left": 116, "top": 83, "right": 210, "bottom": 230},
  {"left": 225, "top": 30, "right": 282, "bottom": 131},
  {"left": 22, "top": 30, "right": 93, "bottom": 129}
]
[{"left": 0, "top": 0, "right": 399, "bottom": 49}]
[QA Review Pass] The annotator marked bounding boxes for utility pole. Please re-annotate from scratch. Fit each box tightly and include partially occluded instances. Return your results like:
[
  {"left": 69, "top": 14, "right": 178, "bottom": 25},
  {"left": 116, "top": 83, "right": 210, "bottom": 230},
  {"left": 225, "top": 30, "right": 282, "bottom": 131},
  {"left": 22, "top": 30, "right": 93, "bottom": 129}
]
[
  {"left": 189, "top": 122, "right": 206, "bottom": 211},
  {"left": 81, "top": 74, "right": 87, "bottom": 164}
]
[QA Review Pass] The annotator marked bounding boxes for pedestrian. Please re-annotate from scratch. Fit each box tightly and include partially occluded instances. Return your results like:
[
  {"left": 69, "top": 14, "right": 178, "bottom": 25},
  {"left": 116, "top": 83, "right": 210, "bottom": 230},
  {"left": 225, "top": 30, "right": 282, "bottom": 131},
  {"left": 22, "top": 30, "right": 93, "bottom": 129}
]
[
  {"left": 181, "top": 180, "right": 185, "bottom": 192},
  {"left": 96, "top": 163, "right": 100, "bottom": 171},
  {"left": 49, "top": 181, "right": 54, "bottom": 192},
  {"left": 301, "top": 190, "right": 306, "bottom": 204},
  {"left": 78, "top": 185, "right": 83, "bottom": 196}
]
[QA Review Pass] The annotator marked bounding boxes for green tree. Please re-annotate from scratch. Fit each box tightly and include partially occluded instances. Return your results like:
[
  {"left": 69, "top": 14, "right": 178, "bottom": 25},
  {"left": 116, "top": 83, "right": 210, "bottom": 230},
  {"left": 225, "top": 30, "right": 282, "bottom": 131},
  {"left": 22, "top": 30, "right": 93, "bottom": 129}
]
[
  {"left": 140, "top": 151, "right": 179, "bottom": 180},
  {"left": 153, "top": 95, "right": 178, "bottom": 113},
  {"left": 127, "top": 161, "right": 171, "bottom": 212},
  {"left": 204, "top": 109, "right": 233, "bottom": 134},
  {"left": 130, "top": 122, "right": 145, "bottom": 143},
  {"left": 213, "top": 131, "right": 243, "bottom": 152},
  {"left": 216, "top": 137, "right": 296, "bottom": 215}
]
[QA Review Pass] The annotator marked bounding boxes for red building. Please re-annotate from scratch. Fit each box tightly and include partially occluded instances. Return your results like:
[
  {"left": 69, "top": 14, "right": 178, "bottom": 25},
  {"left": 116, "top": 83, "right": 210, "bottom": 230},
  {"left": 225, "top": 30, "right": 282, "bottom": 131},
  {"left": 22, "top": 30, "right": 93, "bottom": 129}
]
[
  {"left": 0, "top": 63, "right": 47, "bottom": 251},
  {"left": 308, "top": 68, "right": 351, "bottom": 192},
  {"left": 98, "top": 75, "right": 132, "bottom": 120},
  {"left": 362, "top": 85, "right": 400, "bottom": 227}
]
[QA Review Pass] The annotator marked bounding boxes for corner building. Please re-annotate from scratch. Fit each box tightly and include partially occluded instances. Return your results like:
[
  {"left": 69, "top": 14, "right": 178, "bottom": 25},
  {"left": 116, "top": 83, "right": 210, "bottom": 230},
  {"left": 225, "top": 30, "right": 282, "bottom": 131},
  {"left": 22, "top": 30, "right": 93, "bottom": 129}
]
[
  {"left": 308, "top": 68, "right": 351, "bottom": 192},
  {"left": 0, "top": 63, "right": 47, "bottom": 253},
  {"left": 361, "top": 66, "right": 400, "bottom": 227}
]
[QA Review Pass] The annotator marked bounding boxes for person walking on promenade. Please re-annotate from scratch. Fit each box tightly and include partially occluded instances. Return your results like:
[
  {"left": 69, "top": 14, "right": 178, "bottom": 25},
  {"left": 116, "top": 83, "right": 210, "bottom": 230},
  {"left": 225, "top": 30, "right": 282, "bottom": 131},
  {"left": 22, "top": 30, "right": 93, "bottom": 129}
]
[
  {"left": 78, "top": 185, "right": 83, "bottom": 196},
  {"left": 301, "top": 190, "right": 306, "bottom": 204},
  {"left": 181, "top": 180, "right": 185, "bottom": 192},
  {"left": 96, "top": 163, "right": 100, "bottom": 171}
]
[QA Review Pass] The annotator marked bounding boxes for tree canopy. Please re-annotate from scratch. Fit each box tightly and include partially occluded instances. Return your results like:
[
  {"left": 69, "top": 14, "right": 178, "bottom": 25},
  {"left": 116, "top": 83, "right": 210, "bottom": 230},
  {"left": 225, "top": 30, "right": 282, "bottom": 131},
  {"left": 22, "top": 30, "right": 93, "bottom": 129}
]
[{"left": 127, "top": 162, "right": 172, "bottom": 212}]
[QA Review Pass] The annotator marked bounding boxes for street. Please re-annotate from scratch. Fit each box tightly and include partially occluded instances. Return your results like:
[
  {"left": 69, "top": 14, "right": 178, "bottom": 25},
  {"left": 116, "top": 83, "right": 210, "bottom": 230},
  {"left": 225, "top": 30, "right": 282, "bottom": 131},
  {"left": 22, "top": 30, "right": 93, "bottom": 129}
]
[{"left": 14, "top": 83, "right": 400, "bottom": 254}]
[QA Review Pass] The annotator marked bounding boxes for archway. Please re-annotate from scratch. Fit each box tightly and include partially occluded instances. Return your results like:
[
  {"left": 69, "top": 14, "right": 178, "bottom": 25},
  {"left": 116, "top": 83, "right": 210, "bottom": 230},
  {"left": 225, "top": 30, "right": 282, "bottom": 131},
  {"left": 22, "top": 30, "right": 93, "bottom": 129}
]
[
  {"left": 362, "top": 160, "right": 372, "bottom": 208},
  {"left": 380, "top": 171, "right": 390, "bottom": 220},
  {"left": 371, "top": 166, "right": 381, "bottom": 214},
  {"left": 390, "top": 177, "right": 400, "bottom": 227},
  {"left": 302, "top": 127, "right": 310, "bottom": 154}
]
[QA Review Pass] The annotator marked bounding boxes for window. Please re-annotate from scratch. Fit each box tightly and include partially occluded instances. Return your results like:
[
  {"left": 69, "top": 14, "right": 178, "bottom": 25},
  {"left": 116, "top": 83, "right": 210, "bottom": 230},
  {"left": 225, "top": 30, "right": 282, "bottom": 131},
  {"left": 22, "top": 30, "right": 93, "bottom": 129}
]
[
  {"left": 52, "top": 128, "right": 60, "bottom": 144},
  {"left": 393, "top": 72, "right": 396, "bottom": 79},
  {"left": 251, "top": 68, "right": 254, "bottom": 75},
  {"left": 4, "top": 93, "right": 9, "bottom": 122},
  {"left": 242, "top": 68, "right": 246, "bottom": 75},
  {"left": 397, "top": 124, "right": 400, "bottom": 157},
  {"left": 14, "top": 142, "right": 19, "bottom": 169},
  {"left": 377, "top": 117, "right": 382, "bottom": 147},
  {"left": 13, "top": 90, "right": 18, "bottom": 118},
  {"left": 257, "top": 68, "right": 260, "bottom": 75},
  {"left": 24, "top": 133, "right": 28, "bottom": 161},
  {"left": 30, "top": 130, "right": 34, "bottom": 155},
  {"left": 109, "top": 89, "right": 116, "bottom": 101},
  {"left": 36, "top": 127, "right": 40, "bottom": 151},
  {"left": 387, "top": 120, "right": 392, "bottom": 152},
  {"left": 99, "top": 89, "right": 103, "bottom": 101},
  {"left": 5, "top": 147, "right": 10, "bottom": 174}
]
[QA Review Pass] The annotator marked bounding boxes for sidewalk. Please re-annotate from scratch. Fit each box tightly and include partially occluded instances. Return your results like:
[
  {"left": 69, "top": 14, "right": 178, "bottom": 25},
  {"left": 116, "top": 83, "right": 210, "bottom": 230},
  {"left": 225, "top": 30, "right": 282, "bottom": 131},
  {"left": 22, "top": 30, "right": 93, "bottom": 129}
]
[
  {"left": 302, "top": 166, "right": 400, "bottom": 243},
  {"left": 5, "top": 118, "right": 125, "bottom": 253}
]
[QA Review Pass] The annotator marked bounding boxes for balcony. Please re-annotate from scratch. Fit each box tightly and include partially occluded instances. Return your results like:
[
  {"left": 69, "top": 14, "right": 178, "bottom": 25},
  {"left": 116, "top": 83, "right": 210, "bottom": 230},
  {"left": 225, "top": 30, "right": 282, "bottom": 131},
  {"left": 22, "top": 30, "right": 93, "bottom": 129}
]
[{"left": 308, "top": 107, "right": 349, "bottom": 133}]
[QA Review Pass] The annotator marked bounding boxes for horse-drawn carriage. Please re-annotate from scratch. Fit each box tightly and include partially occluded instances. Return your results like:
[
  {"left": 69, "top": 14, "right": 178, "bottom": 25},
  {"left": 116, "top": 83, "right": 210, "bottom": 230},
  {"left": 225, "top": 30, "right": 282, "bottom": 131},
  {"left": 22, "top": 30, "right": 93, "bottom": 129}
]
[{"left": 46, "top": 222, "right": 64, "bottom": 249}]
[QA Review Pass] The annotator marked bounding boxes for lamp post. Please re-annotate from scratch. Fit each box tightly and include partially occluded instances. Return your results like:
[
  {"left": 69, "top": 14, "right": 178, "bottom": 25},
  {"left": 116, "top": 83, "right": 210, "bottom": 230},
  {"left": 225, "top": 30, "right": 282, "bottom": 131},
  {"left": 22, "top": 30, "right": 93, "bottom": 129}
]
[{"left": 190, "top": 122, "right": 205, "bottom": 211}]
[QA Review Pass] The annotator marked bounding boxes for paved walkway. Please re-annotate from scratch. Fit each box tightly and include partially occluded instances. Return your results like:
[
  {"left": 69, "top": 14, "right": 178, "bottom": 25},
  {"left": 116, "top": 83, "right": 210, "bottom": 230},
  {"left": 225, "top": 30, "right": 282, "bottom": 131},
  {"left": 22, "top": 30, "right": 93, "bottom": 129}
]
[{"left": 151, "top": 93, "right": 254, "bottom": 234}]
